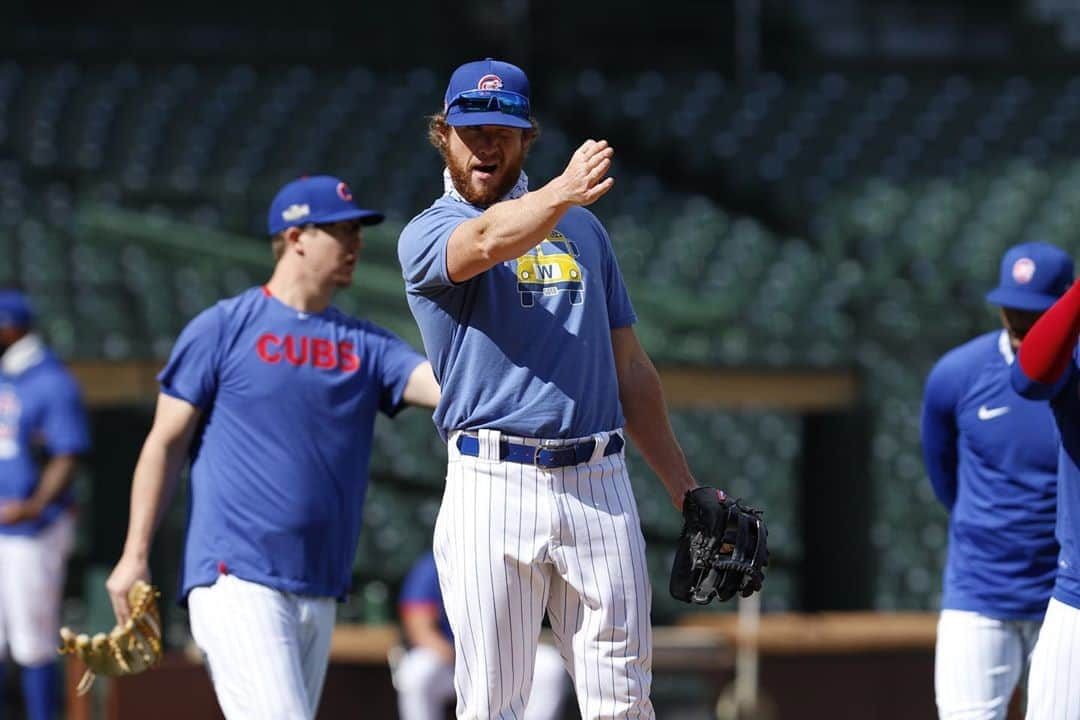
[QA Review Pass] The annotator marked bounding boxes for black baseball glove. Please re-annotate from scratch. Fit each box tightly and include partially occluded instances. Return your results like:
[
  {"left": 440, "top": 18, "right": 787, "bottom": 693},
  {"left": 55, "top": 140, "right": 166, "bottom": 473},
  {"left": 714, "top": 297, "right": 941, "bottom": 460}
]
[{"left": 670, "top": 487, "right": 768, "bottom": 604}]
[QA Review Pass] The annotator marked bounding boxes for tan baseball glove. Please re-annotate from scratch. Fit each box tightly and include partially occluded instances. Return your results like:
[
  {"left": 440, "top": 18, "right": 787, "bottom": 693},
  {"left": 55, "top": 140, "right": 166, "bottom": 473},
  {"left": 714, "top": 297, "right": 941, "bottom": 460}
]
[{"left": 58, "top": 580, "right": 163, "bottom": 695}]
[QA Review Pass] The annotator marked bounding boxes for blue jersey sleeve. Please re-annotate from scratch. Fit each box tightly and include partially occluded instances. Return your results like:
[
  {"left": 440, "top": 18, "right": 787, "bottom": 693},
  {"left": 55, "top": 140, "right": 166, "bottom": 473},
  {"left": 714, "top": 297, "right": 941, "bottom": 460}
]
[
  {"left": 593, "top": 216, "right": 637, "bottom": 329},
  {"left": 399, "top": 552, "right": 441, "bottom": 606},
  {"left": 157, "top": 305, "right": 226, "bottom": 408},
  {"left": 39, "top": 371, "right": 90, "bottom": 455},
  {"left": 399, "top": 206, "right": 467, "bottom": 293},
  {"left": 921, "top": 353, "right": 964, "bottom": 510},
  {"left": 373, "top": 328, "right": 426, "bottom": 417}
]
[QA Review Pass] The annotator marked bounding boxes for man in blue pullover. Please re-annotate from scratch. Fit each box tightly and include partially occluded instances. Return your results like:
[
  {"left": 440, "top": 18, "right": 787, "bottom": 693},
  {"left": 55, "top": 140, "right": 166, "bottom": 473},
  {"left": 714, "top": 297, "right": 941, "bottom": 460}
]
[{"left": 923, "top": 242, "right": 1073, "bottom": 720}]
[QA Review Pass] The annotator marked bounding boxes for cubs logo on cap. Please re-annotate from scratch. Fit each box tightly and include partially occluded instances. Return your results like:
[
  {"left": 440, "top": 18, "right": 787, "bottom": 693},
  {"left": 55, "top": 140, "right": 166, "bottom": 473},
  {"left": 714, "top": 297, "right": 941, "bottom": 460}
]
[
  {"left": 987, "top": 242, "right": 1074, "bottom": 312},
  {"left": 443, "top": 58, "right": 532, "bottom": 130},
  {"left": 267, "top": 176, "right": 384, "bottom": 235},
  {"left": 1012, "top": 258, "right": 1036, "bottom": 284}
]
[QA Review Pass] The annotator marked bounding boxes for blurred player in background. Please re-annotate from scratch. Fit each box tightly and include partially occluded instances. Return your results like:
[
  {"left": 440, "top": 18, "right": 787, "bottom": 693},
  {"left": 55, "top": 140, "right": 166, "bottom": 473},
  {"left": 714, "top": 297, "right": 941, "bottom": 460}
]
[
  {"left": 398, "top": 58, "right": 702, "bottom": 719},
  {"left": 396, "top": 550, "right": 569, "bottom": 720},
  {"left": 0, "top": 290, "right": 90, "bottom": 720},
  {"left": 922, "top": 242, "right": 1073, "bottom": 720},
  {"left": 104, "top": 176, "right": 440, "bottom": 720},
  {"left": 1012, "top": 243, "right": 1080, "bottom": 719}
]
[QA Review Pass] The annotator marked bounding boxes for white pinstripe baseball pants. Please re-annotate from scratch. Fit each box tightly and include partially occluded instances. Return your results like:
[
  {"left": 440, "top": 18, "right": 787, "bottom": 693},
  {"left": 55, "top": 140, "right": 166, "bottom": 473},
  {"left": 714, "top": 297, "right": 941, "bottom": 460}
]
[
  {"left": 188, "top": 574, "right": 336, "bottom": 720},
  {"left": 1026, "top": 598, "right": 1080, "bottom": 719},
  {"left": 935, "top": 609, "right": 1041, "bottom": 720},
  {"left": 435, "top": 429, "right": 654, "bottom": 720}
]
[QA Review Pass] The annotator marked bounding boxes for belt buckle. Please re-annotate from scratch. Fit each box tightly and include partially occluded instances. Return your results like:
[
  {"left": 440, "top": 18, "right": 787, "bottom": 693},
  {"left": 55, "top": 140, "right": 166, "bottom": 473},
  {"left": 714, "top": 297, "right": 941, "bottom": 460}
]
[{"left": 534, "top": 439, "right": 561, "bottom": 467}]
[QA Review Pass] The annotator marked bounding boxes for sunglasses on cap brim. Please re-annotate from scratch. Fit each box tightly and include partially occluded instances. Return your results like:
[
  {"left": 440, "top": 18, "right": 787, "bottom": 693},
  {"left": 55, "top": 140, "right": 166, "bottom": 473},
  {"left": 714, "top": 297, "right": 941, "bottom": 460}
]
[{"left": 449, "top": 90, "right": 530, "bottom": 119}]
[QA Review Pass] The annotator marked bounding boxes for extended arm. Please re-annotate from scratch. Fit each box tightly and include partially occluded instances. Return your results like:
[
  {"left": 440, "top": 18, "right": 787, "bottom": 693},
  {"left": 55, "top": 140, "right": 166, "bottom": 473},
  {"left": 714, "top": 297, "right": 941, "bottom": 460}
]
[
  {"left": 446, "top": 140, "right": 615, "bottom": 282},
  {"left": 611, "top": 326, "right": 697, "bottom": 510},
  {"left": 105, "top": 393, "right": 201, "bottom": 624},
  {"left": 1014, "top": 281, "right": 1080, "bottom": 399},
  {"left": 401, "top": 361, "right": 440, "bottom": 409}
]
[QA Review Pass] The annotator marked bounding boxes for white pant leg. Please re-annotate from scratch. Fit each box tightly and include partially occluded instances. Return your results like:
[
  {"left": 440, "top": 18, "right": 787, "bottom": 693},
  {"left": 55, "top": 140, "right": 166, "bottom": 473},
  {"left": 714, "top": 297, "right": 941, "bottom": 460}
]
[
  {"left": 545, "top": 453, "right": 654, "bottom": 720},
  {"left": 296, "top": 594, "right": 335, "bottom": 717},
  {"left": 523, "top": 643, "right": 570, "bottom": 720},
  {"left": 935, "top": 610, "right": 1033, "bottom": 720},
  {"left": 396, "top": 647, "right": 456, "bottom": 720},
  {"left": 434, "top": 434, "right": 553, "bottom": 720},
  {"left": 0, "top": 513, "right": 75, "bottom": 665},
  {"left": 189, "top": 575, "right": 322, "bottom": 720},
  {"left": 1027, "top": 598, "right": 1080, "bottom": 720}
]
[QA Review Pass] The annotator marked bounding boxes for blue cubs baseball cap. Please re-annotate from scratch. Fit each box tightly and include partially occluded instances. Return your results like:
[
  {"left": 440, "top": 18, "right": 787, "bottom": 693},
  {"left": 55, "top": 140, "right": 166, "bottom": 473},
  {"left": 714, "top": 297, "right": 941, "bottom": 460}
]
[
  {"left": 986, "top": 241, "right": 1074, "bottom": 311},
  {"left": 267, "top": 175, "right": 384, "bottom": 235},
  {"left": 0, "top": 290, "right": 32, "bottom": 329},
  {"left": 444, "top": 58, "right": 532, "bottom": 130}
]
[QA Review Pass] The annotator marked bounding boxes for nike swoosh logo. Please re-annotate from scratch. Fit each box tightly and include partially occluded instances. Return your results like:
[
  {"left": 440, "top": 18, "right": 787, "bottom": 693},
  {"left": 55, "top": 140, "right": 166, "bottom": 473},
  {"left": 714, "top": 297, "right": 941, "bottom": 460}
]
[{"left": 977, "top": 405, "right": 1010, "bottom": 421}]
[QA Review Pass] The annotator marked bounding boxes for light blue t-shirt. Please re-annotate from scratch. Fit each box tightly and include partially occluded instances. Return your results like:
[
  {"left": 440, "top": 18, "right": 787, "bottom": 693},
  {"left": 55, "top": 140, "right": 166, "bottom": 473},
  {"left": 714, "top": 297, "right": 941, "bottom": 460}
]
[
  {"left": 159, "top": 286, "right": 425, "bottom": 602},
  {"left": 398, "top": 196, "right": 636, "bottom": 439}
]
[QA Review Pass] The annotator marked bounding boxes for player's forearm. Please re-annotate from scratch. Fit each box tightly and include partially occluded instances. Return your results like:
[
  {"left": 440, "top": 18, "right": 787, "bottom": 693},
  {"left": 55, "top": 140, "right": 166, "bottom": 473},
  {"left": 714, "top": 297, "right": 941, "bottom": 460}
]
[
  {"left": 1019, "top": 280, "right": 1080, "bottom": 384},
  {"left": 25, "top": 454, "right": 79, "bottom": 514},
  {"left": 923, "top": 460, "right": 958, "bottom": 511},
  {"left": 402, "top": 361, "right": 441, "bottom": 408},
  {"left": 920, "top": 403, "right": 959, "bottom": 510},
  {"left": 121, "top": 436, "right": 187, "bottom": 560},
  {"left": 447, "top": 183, "right": 572, "bottom": 282},
  {"left": 619, "top": 356, "right": 697, "bottom": 506},
  {"left": 409, "top": 628, "right": 454, "bottom": 664}
]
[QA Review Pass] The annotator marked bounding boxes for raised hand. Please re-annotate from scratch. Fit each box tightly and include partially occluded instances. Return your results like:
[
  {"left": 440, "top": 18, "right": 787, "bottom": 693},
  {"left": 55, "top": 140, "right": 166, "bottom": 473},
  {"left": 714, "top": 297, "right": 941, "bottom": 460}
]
[{"left": 554, "top": 139, "right": 616, "bottom": 207}]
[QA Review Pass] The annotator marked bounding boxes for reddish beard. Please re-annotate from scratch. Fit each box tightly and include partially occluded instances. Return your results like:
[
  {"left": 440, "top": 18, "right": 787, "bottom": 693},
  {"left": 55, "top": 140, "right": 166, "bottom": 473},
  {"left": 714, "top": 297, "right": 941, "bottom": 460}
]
[{"left": 444, "top": 151, "right": 525, "bottom": 207}]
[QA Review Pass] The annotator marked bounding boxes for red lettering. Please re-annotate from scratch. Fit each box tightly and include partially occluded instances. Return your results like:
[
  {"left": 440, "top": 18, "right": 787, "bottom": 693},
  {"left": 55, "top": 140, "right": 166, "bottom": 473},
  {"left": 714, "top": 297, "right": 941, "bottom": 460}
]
[
  {"left": 338, "top": 341, "right": 360, "bottom": 373},
  {"left": 256, "top": 334, "right": 358, "bottom": 372},
  {"left": 283, "top": 335, "right": 309, "bottom": 366},
  {"left": 256, "top": 333, "right": 282, "bottom": 363},
  {"left": 312, "top": 338, "right": 337, "bottom": 370}
]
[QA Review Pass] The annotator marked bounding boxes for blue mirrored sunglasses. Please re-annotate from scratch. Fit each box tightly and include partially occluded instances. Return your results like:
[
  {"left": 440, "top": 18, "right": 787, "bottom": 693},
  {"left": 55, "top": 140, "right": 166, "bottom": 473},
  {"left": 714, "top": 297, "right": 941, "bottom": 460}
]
[{"left": 449, "top": 90, "right": 531, "bottom": 119}]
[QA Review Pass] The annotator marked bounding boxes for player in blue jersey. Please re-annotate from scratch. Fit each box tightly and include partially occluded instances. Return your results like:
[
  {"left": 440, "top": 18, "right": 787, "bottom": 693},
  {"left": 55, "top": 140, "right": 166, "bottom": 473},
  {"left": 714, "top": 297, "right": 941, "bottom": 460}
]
[
  {"left": 1012, "top": 243, "right": 1080, "bottom": 719},
  {"left": 398, "top": 58, "right": 705, "bottom": 719},
  {"left": 104, "top": 176, "right": 440, "bottom": 720},
  {"left": 922, "top": 242, "right": 1073, "bottom": 720},
  {"left": 0, "top": 290, "right": 90, "bottom": 720},
  {"left": 396, "top": 551, "right": 569, "bottom": 720}
]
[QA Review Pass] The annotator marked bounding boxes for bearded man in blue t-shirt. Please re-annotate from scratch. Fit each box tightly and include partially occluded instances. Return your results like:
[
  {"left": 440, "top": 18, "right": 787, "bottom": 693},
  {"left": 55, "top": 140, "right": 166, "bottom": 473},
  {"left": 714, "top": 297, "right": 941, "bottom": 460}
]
[
  {"left": 398, "top": 58, "right": 711, "bottom": 720},
  {"left": 105, "top": 176, "right": 440, "bottom": 720}
]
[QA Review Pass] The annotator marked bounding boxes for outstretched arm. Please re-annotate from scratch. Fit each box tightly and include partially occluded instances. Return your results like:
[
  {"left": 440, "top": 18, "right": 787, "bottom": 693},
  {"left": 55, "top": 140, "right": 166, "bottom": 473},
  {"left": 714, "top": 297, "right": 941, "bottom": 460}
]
[
  {"left": 1014, "top": 282, "right": 1080, "bottom": 399},
  {"left": 612, "top": 326, "right": 697, "bottom": 510},
  {"left": 446, "top": 140, "right": 615, "bottom": 282},
  {"left": 401, "top": 361, "right": 440, "bottom": 409},
  {"left": 105, "top": 393, "right": 201, "bottom": 624}
]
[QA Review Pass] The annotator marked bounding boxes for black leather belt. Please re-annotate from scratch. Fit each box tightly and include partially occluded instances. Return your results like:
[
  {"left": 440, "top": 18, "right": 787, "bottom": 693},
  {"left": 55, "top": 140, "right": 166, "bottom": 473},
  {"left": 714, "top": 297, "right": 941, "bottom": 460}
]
[{"left": 456, "top": 433, "right": 624, "bottom": 469}]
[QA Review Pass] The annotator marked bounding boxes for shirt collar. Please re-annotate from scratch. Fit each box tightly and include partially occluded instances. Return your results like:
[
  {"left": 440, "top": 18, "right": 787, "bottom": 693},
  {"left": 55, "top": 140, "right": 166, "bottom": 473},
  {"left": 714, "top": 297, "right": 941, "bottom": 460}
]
[
  {"left": 1, "top": 333, "right": 46, "bottom": 376},
  {"left": 998, "top": 329, "right": 1015, "bottom": 366}
]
